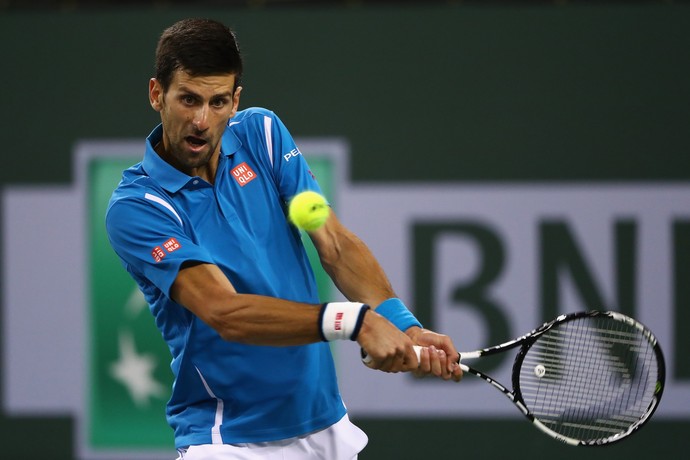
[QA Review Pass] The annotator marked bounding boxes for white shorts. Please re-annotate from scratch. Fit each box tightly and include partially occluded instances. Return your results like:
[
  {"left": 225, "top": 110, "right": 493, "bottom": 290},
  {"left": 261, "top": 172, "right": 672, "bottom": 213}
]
[{"left": 175, "top": 414, "right": 368, "bottom": 460}]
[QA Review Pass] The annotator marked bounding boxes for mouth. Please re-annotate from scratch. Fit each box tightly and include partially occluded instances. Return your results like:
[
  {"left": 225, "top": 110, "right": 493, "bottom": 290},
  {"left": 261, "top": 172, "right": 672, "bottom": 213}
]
[{"left": 185, "top": 135, "right": 208, "bottom": 151}]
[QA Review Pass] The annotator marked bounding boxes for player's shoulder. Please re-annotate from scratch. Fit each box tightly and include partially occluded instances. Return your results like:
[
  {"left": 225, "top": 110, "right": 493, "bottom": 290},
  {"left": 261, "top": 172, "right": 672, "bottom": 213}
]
[
  {"left": 231, "top": 106, "right": 276, "bottom": 122},
  {"left": 106, "top": 179, "right": 177, "bottom": 236},
  {"left": 108, "top": 164, "right": 168, "bottom": 210},
  {"left": 227, "top": 107, "right": 282, "bottom": 131},
  {"left": 114, "top": 163, "right": 157, "bottom": 192}
]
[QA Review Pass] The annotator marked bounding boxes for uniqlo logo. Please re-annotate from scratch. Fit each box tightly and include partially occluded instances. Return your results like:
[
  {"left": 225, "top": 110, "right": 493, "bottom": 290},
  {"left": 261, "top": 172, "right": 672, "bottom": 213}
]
[
  {"left": 151, "top": 246, "right": 166, "bottom": 263},
  {"left": 231, "top": 162, "right": 257, "bottom": 187},
  {"left": 152, "top": 238, "right": 181, "bottom": 262},
  {"left": 334, "top": 312, "right": 343, "bottom": 331},
  {"left": 163, "top": 237, "right": 181, "bottom": 253}
]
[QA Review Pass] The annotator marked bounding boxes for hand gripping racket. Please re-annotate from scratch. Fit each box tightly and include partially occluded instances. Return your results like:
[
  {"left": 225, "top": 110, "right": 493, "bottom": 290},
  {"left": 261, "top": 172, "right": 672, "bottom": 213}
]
[{"left": 363, "top": 310, "right": 665, "bottom": 446}]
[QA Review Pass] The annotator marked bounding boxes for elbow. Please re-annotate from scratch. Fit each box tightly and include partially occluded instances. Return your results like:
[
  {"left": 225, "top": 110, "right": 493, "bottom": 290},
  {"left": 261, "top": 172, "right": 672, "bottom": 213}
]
[
  {"left": 207, "top": 311, "right": 251, "bottom": 343},
  {"left": 316, "top": 231, "right": 348, "bottom": 270},
  {"left": 318, "top": 245, "right": 341, "bottom": 271},
  {"left": 203, "top": 294, "right": 252, "bottom": 343},
  {"left": 218, "top": 327, "right": 250, "bottom": 343}
]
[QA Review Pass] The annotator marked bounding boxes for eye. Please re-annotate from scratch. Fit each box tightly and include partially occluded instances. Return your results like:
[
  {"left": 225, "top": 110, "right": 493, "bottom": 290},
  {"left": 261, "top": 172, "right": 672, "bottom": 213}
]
[
  {"left": 211, "top": 98, "right": 228, "bottom": 109},
  {"left": 181, "top": 95, "right": 196, "bottom": 105}
]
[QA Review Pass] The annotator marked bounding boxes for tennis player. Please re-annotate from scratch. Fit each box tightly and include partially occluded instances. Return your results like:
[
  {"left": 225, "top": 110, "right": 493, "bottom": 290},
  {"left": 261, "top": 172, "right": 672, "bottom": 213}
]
[{"left": 105, "top": 18, "right": 462, "bottom": 460}]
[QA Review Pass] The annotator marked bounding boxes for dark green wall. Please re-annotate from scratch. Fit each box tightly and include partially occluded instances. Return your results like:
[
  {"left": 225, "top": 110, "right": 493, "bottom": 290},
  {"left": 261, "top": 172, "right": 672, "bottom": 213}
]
[
  {"left": 2, "top": 4, "right": 689, "bottom": 186},
  {"left": 1, "top": 4, "right": 688, "bottom": 459}
]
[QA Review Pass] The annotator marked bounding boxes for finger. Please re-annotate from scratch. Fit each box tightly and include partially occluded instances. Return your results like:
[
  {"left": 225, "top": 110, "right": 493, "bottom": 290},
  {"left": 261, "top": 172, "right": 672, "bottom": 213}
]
[
  {"left": 428, "top": 345, "right": 444, "bottom": 377},
  {"left": 362, "top": 350, "right": 395, "bottom": 372},
  {"left": 436, "top": 348, "right": 454, "bottom": 380},
  {"left": 449, "top": 353, "right": 463, "bottom": 380},
  {"left": 383, "top": 347, "right": 407, "bottom": 373},
  {"left": 377, "top": 353, "right": 395, "bottom": 372},
  {"left": 429, "top": 346, "right": 453, "bottom": 381},
  {"left": 430, "top": 339, "right": 459, "bottom": 377},
  {"left": 450, "top": 361, "right": 463, "bottom": 382}
]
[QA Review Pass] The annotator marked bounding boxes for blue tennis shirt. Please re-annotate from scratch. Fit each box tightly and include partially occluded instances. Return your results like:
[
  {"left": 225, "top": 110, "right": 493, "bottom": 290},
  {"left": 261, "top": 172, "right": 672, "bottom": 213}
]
[{"left": 106, "top": 107, "right": 346, "bottom": 448}]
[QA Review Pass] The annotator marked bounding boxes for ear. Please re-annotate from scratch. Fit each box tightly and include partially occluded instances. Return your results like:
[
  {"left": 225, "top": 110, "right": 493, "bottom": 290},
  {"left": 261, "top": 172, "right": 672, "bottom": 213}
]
[
  {"left": 229, "top": 86, "right": 243, "bottom": 118},
  {"left": 149, "top": 78, "right": 164, "bottom": 112}
]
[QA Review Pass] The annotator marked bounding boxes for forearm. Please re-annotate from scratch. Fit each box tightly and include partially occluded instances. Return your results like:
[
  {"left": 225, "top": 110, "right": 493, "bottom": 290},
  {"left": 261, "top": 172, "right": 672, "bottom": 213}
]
[
  {"left": 209, "top": 293, "right": 323, "bottom": 346},
  {"left": 171, "top": 262, "right": 322, "bottom": 346},
  {"left": 311, "top": 213, "right": 396, "bottom": 308},
  {"left": 310, "top": 213, "right": 425, "bottom": 335}
]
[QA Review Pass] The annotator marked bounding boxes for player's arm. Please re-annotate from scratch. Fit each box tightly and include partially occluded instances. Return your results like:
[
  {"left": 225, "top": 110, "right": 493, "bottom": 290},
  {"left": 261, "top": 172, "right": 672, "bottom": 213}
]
[
  {"left": 308, "top": 211, "right": 462, "bottom": 381},
  {"left": 307, "top": 211, "right": 394, "bottom": 308},
  {"left": 106, "top": 193, "right": 418, "bottom": 372},
  {"left": 169, "top": 260, "right": 419, "bottom": 373},
  {"left": 170, "top": 261, "right": 319, "bottom": 345}
]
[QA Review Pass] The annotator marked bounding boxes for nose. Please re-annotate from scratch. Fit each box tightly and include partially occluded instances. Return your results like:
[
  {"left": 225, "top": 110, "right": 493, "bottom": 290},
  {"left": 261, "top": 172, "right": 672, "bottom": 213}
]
[{"left": 192, "top": 106, "right": 209, "bottom": 132}]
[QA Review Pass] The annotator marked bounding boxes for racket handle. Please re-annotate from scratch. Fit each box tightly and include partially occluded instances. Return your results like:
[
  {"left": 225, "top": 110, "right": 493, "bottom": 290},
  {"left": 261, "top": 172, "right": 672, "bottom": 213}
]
[
  {"left": 361, "top": 346, "right": 422, "bottom": 365},
  {"left": 415, "top": 346, "right": 466, "bottom": 367},
  {"left": 417, "top": 346, "right": 467, "bottom": 370},
  {"left": 413, "top": 345, "right": 422, "bottom": 361},
  {"left": 361, "top": 345, "right": 466, "bottom": 370}
]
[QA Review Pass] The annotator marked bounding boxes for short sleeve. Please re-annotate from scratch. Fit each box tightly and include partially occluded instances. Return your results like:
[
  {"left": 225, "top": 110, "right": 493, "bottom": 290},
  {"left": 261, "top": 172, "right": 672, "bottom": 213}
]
[
  {"left": 106, "top": 193, "right": 215, "bottom": 297},
  {"left": 265, "top": 112, "right": 324, "bottom": 202}
]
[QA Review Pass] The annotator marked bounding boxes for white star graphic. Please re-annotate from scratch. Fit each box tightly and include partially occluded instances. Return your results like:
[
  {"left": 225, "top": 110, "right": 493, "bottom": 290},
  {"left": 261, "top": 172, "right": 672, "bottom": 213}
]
[
  {"left": 110, "top": 330, "right": 166, "bottom": 407},
  {"left": 124, "top": 286, "right": 148, "bottom": 319}
]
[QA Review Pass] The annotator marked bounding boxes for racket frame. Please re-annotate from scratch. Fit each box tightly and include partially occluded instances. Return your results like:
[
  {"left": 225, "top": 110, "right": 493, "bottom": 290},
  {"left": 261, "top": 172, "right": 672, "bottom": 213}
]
[{"left": 458, "top": 310, "right": 665, "bottom": 446}]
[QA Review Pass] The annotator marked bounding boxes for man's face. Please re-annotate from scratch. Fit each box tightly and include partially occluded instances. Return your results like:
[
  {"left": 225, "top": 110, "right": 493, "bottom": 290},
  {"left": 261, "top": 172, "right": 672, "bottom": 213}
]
[{"left": 149, "top": 70, "right": 242, "bottom": 176}]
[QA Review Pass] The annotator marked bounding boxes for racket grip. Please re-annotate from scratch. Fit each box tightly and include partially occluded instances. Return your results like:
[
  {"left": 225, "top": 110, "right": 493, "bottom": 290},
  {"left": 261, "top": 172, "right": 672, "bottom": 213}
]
[
  {"left": 413, "top": 345, "right": 422, "bottom": 361},
  {"left": 361, "top": 345, "right": 422, "bottom": 365},
  {"left": 361, "top": 346, "right": 467, "bottom": 370},
  {"left": 361, "top": 346, "right": 469, "bottom": 372}
]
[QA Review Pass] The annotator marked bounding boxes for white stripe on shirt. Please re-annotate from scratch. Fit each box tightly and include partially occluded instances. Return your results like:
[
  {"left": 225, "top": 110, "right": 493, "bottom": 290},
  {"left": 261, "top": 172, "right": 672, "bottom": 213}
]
[
  {"left": 195, "top": 367, "right": 224, "bottom": 445},
  {"left": 144, "top": 193, "right": 183, "bottom": 226},
  {"left": 263, "top": 115, "right": 273, "bottom": 167}
]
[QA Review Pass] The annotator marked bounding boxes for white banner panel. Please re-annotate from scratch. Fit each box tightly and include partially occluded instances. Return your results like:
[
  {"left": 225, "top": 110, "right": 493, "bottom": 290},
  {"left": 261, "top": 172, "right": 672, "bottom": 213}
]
[{"left": 336, "top": 183, "right": 689, "bottom": 418}]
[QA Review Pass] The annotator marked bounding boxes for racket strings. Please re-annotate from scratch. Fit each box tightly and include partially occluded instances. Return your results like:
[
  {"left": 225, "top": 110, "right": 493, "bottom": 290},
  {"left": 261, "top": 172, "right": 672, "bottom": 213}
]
[{"left": 518, "top": 316, "right": 659, "bottom": 443}]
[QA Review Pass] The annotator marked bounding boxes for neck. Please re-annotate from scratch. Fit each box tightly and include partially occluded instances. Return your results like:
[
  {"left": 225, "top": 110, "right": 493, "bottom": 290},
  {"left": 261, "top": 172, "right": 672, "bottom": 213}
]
[{"left": 154, "top": 141, "right": 219, "bottom": 185}]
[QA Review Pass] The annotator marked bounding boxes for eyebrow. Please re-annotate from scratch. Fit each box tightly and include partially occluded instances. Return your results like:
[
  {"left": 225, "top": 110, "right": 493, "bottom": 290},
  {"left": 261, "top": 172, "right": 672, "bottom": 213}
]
[{"left": 178, "top": 85, "right": 233, "bottom": 99}]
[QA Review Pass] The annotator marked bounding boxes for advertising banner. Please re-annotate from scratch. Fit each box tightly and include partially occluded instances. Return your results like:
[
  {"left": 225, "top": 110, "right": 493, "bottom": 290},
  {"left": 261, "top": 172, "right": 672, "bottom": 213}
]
[{"left": 2, "top": 139, "right": 688, "bottom": 459}]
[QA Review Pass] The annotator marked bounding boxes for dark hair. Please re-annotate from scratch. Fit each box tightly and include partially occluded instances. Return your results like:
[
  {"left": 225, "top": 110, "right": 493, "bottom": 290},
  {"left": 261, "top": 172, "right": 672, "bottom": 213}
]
[{"left": 155, "top": 18, "right": 243, "bottom": 92}]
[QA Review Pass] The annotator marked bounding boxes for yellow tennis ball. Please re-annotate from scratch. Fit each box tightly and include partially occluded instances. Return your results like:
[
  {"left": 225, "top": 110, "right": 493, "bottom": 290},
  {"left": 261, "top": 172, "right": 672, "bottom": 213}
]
[{"left": 288, "top": 191, "right": 330, "bottom": 231}]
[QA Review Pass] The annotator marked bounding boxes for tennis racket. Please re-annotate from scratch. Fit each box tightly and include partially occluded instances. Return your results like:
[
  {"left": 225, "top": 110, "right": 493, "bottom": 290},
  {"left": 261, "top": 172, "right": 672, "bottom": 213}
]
[{"left": 363, "top": 310, "right": 665, "bottom": 446}]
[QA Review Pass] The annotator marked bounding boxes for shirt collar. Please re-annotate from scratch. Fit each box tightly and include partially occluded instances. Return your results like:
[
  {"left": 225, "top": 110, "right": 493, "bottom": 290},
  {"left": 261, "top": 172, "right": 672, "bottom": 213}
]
[
  {"left": 142, "top": 123, "right": 243, "bottom": 193},
  {"left": 222, "top": 119, "right": 243, "bottom": 157}
]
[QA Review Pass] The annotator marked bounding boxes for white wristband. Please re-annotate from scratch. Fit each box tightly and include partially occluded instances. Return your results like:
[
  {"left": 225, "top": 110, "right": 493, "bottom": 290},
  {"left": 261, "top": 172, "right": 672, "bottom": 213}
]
[{"left": 319, "top": 302, "right": 370, "bottom": 341}]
